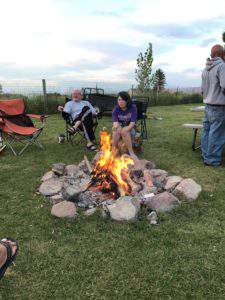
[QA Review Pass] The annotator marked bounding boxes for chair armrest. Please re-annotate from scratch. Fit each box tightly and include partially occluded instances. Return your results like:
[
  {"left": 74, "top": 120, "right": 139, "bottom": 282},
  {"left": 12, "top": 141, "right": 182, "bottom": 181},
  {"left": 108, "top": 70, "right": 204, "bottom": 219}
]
[{"left": 27, "top": 114, "right": 50, "bottom": 122}]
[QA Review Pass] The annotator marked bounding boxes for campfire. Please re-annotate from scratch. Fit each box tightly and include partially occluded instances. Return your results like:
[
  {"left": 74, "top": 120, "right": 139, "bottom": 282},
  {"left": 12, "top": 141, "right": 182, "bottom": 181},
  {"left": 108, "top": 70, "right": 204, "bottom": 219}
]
[
  {"left": 39, "top": 129, "right": 202, "bottom": 222},
  {"left": 90, "top": 130, "right": 135, "bottom": 197}
]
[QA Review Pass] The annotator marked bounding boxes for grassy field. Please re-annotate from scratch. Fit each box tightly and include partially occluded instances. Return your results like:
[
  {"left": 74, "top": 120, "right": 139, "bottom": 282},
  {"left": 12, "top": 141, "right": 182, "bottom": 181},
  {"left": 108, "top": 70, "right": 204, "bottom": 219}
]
[{"left": 1, "top": 104, "right": 225, "bottom": 299}]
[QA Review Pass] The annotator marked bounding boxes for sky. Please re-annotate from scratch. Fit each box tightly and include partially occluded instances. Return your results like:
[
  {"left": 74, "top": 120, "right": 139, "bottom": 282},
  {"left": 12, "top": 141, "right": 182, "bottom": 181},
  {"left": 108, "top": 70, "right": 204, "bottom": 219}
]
[{"left": 0, "top": 0, "right": 224, "bottom": 91}]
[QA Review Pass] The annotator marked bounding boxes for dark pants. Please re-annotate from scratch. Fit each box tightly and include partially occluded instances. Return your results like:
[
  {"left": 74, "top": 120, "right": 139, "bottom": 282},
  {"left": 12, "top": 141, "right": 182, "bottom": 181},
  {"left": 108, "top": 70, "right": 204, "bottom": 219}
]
[{"left": 63, "top": 106, "right": 95, "bottom": 142}]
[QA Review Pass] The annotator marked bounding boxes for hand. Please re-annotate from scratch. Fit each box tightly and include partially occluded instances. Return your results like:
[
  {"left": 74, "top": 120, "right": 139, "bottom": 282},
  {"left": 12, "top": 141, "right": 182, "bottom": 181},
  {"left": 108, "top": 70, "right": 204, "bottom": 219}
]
[
  {"left": 121, "top": 127, "right": 130, "bottom": 134},
  {"left": 58, "top": 106, "right": 64, "bottom": 112}
]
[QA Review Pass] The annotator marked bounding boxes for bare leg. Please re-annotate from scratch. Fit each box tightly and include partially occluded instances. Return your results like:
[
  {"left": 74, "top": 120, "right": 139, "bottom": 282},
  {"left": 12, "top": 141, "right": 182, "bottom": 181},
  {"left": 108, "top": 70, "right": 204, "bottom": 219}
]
[
  {"left": 72, "top": 120, "right": 82, "bottom": 131},
  {"left": 121, "top": 129, "right": 138, "bottom": 160},
  {"left": 112, "top": 128, "right": 122, "bottom": 152}
]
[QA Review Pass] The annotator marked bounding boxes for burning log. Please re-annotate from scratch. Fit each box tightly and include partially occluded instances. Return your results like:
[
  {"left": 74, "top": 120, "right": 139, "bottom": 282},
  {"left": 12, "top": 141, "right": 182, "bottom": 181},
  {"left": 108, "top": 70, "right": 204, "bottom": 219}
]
[
  {"left": 84, "top": 155, "right": 93, "bottom": 174},
  {"left": 122, "top": 170, "right": 141, "bottom": 196},
  {"left": 143, "top": 169, "right": 154, "bottom": 188}
]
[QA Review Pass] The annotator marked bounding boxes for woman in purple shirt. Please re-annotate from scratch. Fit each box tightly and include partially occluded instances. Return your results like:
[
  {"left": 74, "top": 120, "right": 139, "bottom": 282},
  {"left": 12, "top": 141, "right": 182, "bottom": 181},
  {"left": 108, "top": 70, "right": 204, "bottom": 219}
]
[{"left": 112, "top": 91, "right": 138, "bottom": 160}]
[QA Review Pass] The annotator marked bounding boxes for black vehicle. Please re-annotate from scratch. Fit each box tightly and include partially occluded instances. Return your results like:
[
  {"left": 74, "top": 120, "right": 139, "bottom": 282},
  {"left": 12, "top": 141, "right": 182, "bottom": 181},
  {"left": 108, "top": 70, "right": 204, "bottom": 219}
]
[{"left": 82, "top": 87, "right": 117, "bottom": 114}]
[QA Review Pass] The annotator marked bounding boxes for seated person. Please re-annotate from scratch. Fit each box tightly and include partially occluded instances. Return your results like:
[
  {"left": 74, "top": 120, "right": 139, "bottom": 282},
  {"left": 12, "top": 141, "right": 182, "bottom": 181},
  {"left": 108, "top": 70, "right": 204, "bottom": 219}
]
[
  {"left": 112, "top": 91, "right": 138, "bottom": 160},
  {"left": 58, "top": 89, "right": 98, "bottom": 151},
  {"left": 0, "top": 237, "right": 18, "bottom": 280}
]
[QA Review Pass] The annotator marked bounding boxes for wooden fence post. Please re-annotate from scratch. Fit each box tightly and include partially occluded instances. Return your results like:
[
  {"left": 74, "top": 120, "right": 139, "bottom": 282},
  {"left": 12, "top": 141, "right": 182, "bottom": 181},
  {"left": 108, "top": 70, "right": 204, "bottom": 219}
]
[{"left": 42, "top": 79, "right": 47, "bottom": 114}]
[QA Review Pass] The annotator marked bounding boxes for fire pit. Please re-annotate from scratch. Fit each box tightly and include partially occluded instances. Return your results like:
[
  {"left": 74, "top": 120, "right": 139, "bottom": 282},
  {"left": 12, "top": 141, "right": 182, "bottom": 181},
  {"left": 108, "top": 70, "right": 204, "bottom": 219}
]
[{"left": 38, "top": 130, "right": 202, "bottom": 223}]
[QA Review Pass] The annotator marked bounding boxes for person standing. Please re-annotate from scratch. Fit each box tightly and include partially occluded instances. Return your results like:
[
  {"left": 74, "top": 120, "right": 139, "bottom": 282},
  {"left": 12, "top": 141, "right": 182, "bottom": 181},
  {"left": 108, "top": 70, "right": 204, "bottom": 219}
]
[{"left": 201, "top": 44, "right": 225, "bottom": 166}]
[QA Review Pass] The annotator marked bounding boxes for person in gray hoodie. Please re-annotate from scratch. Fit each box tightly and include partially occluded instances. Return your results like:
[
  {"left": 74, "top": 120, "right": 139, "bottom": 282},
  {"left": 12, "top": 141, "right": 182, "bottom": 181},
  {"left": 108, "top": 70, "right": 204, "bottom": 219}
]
[{"left": 201, "top": 44, "right": 225, "bottom": 166}]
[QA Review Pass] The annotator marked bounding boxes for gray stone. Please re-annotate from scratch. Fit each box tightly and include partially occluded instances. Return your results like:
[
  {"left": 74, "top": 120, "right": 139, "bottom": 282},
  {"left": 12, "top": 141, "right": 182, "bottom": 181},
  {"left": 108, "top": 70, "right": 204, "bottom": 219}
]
[
  {"left": 41, "top": 171, "right": 56, "bottom": 182},
  {"left": 173, "top": 178, "right": 202, "bottom": 202},
  {"left": 49, "top": 193, "right": 64, "bottom": 205},
  {"left": 165, "top": 176, "right": 183, "bottom": 192},
  {"left": 62, "top": 184, "right": 83, "bottom": 201},
  {"left": 84, "top": 208, "right": 97, "bottom": 216},
  {"left": 150, "top": 169, "right": 168, "bottom": 178},
  {"left": 150, "top": 169, "right": 168, "bottom": 189},
  {"left": 65, "top": 165, "right": 79, "bottom": 176},
  {"left": 144, "top": 192, "right": 180, "bottom": 212},
  {"left": 39, "top": 178, "right": 63, "bottom": 197},
  {"left": 52, "top": 163, "right": 66, "bottom": 176},
  {"left": 51, "top": 201, "right": 77, "bottom": 219},
  {"left": 129, "top": 159, "right": 156, "bottom": 172},
  {"left": 107, "top": 196, "right": 140, "bottom": 221}
]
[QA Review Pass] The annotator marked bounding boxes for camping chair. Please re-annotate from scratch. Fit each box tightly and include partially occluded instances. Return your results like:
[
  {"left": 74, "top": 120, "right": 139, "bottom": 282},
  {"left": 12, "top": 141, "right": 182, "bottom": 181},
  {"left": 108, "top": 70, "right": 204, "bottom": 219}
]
[
  {"left": 61, "top": 97, "right": 101, "bottom": 145},
  {"left": 132, "top": 97, "right": 149, "bottom": 139},
  {"left": 0, "top": 99, "right": 48, "bottom": 156}
]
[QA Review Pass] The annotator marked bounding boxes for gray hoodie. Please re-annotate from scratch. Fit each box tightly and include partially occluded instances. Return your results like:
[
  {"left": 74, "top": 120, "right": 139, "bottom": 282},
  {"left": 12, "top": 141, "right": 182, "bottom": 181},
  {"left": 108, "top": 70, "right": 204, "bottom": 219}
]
[{"left": 202, "top": 57, "right": 225, "bottom": 105}]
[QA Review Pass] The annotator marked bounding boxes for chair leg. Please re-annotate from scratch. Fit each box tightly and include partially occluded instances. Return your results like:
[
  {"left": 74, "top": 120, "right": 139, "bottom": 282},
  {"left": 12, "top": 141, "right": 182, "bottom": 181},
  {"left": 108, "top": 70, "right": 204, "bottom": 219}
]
[{"left": 192, "top": 129, "right": 198, "bottom": 151}]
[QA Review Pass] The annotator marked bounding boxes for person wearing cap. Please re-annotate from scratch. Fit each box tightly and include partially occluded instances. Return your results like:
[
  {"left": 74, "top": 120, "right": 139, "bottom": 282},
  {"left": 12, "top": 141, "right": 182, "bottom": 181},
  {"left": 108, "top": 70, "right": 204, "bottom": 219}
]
[
  {"left": 58, "top": 89, "right": 97, "bottom": 151},
  {"left": 201, "top": 44, "right": 225, "bottom": 166},
  {"left": 112, "top": 91, "right": 138, "bottom": 160}
]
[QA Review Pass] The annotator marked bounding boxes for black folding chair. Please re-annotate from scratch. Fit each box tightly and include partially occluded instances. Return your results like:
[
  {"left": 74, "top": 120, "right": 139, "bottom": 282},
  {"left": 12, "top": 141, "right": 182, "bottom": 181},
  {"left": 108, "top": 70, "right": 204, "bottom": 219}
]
[
  {"left": 132, "top": 97, "right": 149, "bottom": 139},
  {"left": 61, "top": 97, "right": 100, "bottom": 145}
]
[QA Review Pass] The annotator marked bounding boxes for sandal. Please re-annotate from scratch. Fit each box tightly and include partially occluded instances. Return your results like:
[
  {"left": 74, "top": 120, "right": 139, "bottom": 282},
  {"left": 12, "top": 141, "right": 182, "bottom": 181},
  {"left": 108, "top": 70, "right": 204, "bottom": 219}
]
[
  {"left": 86, "top": 144, "right": 98, "bottom": 151},
  {"left": 0, "top": 237, "right": 19, "bottom": 280}
]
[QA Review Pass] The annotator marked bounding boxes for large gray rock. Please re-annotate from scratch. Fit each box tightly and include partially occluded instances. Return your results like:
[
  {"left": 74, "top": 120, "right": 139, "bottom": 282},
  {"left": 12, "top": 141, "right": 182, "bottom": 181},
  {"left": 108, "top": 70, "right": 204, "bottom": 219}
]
[
  {"left": 62, "top": 184, "right": 83, "bottom": 201},
  {"left": 129, "top": 159, "right": 156, "bottom": 172},
  {"left": 107, "top": 196, "right": 140, "bottom": 221},
  {"left": 41, "top": 171, "right": 56, "bottom": 182},
  {"left": 150, "top": 169, "right": 168, "bottom": 190},
  {"left": 173, "top": 178, "right": 202, "bottom": 202},
  {"left": 165, "top": 176, "right": 183, "bottom": 192},
  {"left": 51, "top": 201, "right": 77, "bottom": 218},
  {"left": 65, "top": 165, "right": 79, "bottom": 176},
  {"left": 39, "top": 178, "right": 63, "bottom": 196},
  {"left": 144, "top": 192, "right": 180, "bottom": 212},
  {"left": 52, "top": 163, "right": 66, "bottom": 176}
]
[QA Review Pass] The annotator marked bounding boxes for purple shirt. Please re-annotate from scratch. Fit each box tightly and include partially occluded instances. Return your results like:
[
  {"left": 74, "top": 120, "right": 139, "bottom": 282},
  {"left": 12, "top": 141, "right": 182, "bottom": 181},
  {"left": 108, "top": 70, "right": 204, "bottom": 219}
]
[{"left": 112, "top": 104, "right": 137, "bottom": 125}]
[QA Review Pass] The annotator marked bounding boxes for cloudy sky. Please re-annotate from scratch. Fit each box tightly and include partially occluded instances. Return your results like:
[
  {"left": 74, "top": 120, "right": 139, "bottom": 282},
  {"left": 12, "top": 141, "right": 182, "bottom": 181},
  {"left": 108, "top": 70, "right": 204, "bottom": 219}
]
[{"left": 0, "top": 0, "right": 224, "bottom": 90}]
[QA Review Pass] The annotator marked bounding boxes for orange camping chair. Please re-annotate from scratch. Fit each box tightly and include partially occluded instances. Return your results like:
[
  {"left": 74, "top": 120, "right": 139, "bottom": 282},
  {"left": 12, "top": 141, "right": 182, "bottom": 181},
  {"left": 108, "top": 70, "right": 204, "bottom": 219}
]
[{"left": 0, "top": 99, "right": 48, "bottom": 156}]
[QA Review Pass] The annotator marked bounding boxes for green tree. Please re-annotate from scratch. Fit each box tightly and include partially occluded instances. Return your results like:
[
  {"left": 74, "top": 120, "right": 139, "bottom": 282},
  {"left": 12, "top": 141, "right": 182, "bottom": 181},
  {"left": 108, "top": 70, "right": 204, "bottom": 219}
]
[
  {"left": 153, "top": 68, "right": 166, "bottom": 92},
  {"left": 222, "top": 31, "right": 225, "bottom": 43},
  {"left": 135, "top": 43, "right": 154, "bottom": 92},
  {"left": 0, "top": 83, "right": 2, "bottom": 94}
]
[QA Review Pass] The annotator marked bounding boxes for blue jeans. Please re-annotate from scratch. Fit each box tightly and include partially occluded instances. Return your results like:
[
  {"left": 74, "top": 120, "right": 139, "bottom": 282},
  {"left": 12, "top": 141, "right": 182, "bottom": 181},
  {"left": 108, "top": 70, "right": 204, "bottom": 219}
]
[{"left": 201, "top": 105, "right": 225, "bottom": 165}]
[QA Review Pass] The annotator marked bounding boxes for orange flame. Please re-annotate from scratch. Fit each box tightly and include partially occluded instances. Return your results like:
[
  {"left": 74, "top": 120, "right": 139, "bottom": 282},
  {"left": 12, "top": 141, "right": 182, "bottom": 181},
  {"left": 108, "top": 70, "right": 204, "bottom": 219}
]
[{"left": 94, "top": 130, "right": 134, "bottom": 193}]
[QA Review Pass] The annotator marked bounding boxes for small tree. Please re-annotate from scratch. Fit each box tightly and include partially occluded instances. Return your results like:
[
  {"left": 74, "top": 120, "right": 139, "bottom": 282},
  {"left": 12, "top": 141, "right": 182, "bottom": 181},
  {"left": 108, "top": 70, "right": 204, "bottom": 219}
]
[
  {"left": 153, "top": 68, "right": 166, "bottom": 92},
  {"left": 0, "top": 83, "right": 2, "bottom": 94},
  {"left": 135, "top": 43, "right": 154, "bottom": 92}
]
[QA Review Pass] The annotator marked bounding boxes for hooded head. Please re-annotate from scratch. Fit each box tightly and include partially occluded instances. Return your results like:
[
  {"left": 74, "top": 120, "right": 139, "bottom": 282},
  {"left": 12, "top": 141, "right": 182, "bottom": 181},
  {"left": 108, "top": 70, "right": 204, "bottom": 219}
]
[
  {"left": 205, "top": 44, "right": 225, "bottom": 71},
  {"left": 210, "top": 44, "right": 224, "bottom": 59}
]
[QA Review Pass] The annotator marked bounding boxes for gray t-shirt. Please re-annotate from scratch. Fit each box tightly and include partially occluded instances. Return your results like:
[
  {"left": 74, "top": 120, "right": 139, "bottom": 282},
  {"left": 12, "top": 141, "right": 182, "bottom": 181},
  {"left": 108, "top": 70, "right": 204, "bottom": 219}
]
[{"left": 64, "top": 100, "right": 96, "bottom": 120}]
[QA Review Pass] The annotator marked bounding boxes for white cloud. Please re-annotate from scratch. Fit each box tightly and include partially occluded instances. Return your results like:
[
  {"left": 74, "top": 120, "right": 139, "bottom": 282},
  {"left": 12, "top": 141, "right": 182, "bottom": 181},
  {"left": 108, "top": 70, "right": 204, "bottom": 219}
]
[{"left": 0, "top": 0, "right": 224, "bottom": 87}]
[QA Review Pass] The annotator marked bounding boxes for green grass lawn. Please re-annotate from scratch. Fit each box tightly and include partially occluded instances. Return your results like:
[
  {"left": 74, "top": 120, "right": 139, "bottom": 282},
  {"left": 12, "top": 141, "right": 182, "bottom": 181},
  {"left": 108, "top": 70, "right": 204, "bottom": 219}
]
[{"left": 1, "top": 104, "right": 225, "bottom": 299}]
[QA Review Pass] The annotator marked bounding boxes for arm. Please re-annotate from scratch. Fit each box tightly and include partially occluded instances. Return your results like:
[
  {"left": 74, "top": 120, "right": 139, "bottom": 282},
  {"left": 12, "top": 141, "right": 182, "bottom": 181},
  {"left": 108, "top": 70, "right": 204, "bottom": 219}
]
[
  {"left": 86, "top": 101, "right": 97, "bottom": 116},
  {"left": 63, "top": 102, "right": 72, "bottom": 114},
  {"left": 121, "top": 105, "right": 137, "bottom": 132},
  {"left": 121, "top": 122, "right": 135, "bottom": 133},
  {"left": 219, "top": 64, "right": 225, "bottom": 89}
]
